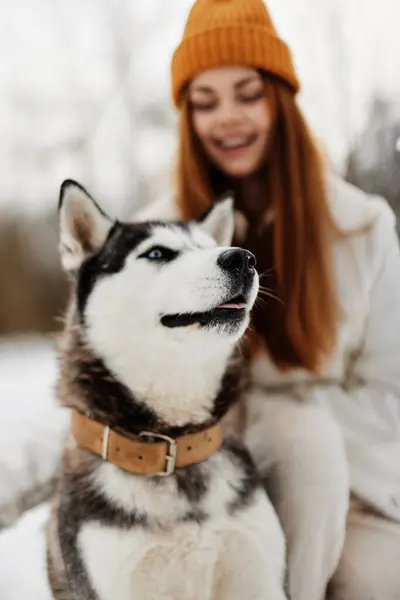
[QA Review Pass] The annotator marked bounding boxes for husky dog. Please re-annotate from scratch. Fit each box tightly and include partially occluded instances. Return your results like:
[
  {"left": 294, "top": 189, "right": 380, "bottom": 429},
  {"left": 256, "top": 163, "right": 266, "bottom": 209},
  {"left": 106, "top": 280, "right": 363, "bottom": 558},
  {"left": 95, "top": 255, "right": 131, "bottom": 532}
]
[{"left": 46, "top": 180, "right": 286, "bottom": 600}]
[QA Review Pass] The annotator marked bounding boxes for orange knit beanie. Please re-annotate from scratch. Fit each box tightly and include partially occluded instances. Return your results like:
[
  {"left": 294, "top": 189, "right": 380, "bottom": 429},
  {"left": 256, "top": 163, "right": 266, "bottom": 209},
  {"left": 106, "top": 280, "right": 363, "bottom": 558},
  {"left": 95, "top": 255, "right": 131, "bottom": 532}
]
[{"left": 171, "top": 0, "right": 300, "bottom": 108}]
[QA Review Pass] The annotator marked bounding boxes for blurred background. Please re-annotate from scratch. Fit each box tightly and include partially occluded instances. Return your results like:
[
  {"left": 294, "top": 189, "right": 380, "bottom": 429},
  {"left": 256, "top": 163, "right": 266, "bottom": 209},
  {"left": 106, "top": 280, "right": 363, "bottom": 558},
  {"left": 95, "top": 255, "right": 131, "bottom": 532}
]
[
  {"left": 1, "top": 0, "right": 400, "bottom": 343},
  {"left": 0, "top": 0, "right": 399, "bottom": 535}
]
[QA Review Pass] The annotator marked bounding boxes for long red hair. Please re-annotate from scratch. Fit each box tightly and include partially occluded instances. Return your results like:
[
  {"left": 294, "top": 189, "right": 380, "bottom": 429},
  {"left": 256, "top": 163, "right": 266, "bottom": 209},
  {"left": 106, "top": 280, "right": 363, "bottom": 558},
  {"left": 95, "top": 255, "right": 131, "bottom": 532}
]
[{"left": 176, "top": 76, "right": 340, "bottom": 373}]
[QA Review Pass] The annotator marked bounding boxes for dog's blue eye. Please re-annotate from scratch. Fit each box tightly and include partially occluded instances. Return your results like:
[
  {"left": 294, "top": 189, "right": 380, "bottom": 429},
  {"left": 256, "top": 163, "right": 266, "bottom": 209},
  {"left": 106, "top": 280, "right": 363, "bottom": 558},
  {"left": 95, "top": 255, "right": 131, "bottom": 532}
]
[
  {"left": 147, "top": 248, "right": 164, "bottom": 260},
  {"left": 140, "top": 246, "right": 178, "bottom": 262}
]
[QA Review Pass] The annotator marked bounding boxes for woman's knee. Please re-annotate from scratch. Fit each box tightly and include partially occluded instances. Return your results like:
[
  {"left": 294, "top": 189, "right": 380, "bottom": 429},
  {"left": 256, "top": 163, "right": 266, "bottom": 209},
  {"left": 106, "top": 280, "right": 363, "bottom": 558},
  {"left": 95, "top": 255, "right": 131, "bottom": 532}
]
[
  {"left": 328, "top": 510, "right": 400, "bottom": 600},
  {"left": 327, "top": 566, "right": 379, "bottom": 600},
  {"left": 328, "top": 567, "right": 399, "bottom": 600}
]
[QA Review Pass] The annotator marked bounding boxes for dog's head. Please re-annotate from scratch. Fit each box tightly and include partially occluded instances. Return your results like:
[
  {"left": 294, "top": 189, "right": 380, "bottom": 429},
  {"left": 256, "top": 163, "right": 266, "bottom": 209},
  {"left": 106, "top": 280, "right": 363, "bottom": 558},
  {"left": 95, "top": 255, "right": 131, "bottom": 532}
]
[{"left": 58, "top": 180, "right": 258, "bottom": 427}]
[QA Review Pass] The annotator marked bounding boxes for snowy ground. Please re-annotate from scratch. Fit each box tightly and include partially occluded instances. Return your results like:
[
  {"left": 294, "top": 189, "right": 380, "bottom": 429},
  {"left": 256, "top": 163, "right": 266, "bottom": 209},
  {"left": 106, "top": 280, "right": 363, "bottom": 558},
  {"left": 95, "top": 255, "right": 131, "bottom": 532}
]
[
  {"left": 0, "top": 335, "right": 69, "bottom": 596},
  {"left": 0, "top": 336, "right": 66, "bottom": 597},
  {"left": 0, "top": 503, "right": 52, "bottom": 600},
  {"left": 0, "top": 336, "right": 67, "bottom": 528}
]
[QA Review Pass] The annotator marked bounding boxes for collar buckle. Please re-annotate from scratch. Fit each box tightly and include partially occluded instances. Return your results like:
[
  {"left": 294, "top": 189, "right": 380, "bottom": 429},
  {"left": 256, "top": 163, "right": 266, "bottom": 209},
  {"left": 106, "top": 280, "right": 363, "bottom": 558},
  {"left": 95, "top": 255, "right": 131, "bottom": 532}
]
[{"left": 139, "top": 431, "right": 177, "bottom": 476}]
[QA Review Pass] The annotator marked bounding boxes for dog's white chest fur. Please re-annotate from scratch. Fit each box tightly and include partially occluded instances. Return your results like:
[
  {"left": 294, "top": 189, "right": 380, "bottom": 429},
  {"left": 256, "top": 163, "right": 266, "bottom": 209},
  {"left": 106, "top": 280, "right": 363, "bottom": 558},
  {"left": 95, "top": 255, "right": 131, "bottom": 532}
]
[
  {"left": 77, "top": 455, "right": 287, "bottom": 600},
  {"left": 79, "top": 491, "right": 286, "bottom": 600}
]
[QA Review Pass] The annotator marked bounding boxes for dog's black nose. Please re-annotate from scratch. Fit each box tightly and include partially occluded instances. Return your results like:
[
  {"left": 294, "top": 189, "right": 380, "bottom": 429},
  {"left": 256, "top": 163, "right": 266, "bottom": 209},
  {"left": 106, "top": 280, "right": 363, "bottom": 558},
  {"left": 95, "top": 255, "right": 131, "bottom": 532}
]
[{"left": 217, "top": 248, "right": 256, "bottom": 274}]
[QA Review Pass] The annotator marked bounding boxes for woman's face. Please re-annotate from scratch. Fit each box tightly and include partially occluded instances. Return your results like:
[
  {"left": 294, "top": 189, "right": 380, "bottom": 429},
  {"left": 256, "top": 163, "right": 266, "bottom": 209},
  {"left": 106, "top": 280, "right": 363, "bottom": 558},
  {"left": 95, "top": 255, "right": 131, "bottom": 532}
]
[{"left": 189, "top": 66, "right": 272, "bottom": 179}]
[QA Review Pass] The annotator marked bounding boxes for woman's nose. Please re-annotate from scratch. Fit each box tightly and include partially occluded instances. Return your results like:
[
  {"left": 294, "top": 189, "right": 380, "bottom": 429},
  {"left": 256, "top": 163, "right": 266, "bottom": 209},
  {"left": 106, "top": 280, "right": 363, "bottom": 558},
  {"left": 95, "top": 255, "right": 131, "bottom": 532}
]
[{"left": 216, "top": 100, "right": 242, "bottom": 125}]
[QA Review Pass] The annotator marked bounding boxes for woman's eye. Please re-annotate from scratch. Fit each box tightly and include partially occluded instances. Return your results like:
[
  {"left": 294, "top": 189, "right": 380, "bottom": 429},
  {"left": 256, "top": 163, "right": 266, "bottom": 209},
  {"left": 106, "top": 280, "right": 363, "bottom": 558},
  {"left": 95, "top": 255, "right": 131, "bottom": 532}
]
[
  {"left": 240, "top": 91, "right": 264, "bottom": 103},
  {"left": 190, "top": 101, "right": 216, "bottom": 111}
]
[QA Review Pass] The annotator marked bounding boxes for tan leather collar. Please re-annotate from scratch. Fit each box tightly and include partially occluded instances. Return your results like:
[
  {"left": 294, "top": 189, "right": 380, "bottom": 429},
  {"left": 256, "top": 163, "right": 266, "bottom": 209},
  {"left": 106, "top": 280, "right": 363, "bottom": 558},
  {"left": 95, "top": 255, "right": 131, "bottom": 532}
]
[{"left": 71, "top": 409, "right": 223, "bottom": 476}]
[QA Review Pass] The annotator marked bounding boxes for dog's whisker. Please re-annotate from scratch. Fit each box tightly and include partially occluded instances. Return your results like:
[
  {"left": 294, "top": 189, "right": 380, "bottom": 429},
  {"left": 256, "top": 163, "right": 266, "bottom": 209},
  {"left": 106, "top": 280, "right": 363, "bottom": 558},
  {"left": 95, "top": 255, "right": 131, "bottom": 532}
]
[
  {"left": 258, "top": 267, "right": 275, "bottom": 279},
  {"left": 257, "top": 289, "right": 282, "bottom": 303},
  {"left": 258, "top": 283, "right": 275, "bottom": 292},
  {"left": 254, "top": 298, "right": 268, "bottom": 311}
]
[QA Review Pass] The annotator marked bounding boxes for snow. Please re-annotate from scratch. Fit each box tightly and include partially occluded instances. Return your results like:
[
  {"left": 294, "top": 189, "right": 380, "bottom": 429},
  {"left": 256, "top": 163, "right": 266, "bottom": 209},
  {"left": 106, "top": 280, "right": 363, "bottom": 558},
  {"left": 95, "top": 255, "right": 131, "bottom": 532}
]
[
  {"left": 0, "top": 503, "right": 52, "bottom": 600},
  {"left": 0, "top": 337, "right": 68, "bottom": 528},
  {"left": 0, "top": 337, "right": 66, "bottom": 596}
]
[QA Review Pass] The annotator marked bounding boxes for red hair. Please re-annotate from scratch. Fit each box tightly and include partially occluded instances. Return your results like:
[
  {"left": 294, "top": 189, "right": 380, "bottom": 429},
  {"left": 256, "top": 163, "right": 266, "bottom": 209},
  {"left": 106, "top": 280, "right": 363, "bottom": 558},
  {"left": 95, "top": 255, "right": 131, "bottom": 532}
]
[{"left": 176, "top": 77, "right": 340, "bottom": 373}]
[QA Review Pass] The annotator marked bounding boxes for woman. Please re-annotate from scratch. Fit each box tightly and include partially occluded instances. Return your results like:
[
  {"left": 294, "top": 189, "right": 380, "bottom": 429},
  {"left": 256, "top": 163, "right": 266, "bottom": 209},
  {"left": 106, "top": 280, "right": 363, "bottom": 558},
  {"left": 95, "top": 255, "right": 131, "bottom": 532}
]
[{"left": 137, "top": 1, "right": 400, "bottom": 599}]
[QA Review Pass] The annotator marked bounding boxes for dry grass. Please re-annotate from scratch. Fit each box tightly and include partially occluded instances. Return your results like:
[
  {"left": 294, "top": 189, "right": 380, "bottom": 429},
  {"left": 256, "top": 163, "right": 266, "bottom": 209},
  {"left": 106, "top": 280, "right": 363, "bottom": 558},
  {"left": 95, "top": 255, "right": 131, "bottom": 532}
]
[{"left": 0, "top": 211, "right": 69, "bottom": 336}]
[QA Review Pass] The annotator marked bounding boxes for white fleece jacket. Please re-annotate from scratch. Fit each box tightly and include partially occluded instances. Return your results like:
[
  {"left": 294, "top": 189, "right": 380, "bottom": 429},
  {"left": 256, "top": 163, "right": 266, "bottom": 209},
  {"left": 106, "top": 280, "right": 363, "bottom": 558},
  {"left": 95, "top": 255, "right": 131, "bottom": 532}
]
[{"left": 136, "top": 173, "right": 400, "bottom": 523}]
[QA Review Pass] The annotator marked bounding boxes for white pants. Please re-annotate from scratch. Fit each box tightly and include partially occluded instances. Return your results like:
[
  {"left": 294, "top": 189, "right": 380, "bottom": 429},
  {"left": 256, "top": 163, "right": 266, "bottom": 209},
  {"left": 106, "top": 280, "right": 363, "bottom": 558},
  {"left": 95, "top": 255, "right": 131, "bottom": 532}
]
[
  {"left": 328, "top": 499, "right": 400, "bottom": 600},
  {"left": 241, "top": 391, "right": 400, "bottom": 600}
]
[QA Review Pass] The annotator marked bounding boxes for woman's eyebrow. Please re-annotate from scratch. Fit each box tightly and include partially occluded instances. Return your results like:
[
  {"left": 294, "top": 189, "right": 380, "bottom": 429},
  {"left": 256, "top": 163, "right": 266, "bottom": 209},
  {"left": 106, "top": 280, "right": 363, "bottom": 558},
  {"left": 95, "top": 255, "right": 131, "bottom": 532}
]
[
  {"left": 235, "top": 75, "right": 261, "bottom": 90},
  {"left": 191, "top": 74, "right": 261, "bottom": 96},
  {"left": 190, "top": 85, "right": 214, "bottom": 95}
]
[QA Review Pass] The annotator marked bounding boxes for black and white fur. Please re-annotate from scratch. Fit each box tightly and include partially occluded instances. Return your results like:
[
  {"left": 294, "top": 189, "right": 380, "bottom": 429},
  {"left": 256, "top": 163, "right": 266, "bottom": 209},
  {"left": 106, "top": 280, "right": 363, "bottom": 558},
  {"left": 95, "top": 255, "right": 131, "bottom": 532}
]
[{"left": 46, "top": 180, "right": 287, "bottom": 600}]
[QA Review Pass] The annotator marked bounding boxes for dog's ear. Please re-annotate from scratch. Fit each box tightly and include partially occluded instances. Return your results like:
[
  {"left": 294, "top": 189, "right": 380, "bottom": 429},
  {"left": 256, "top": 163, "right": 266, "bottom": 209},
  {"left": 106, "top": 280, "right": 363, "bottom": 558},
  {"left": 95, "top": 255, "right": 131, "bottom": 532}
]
[
  {"left": 58, "top": 180, "right": 113, "bottom": 272},
  {"left": 197, "top": 195, "right": 235, "bottom": 246}
]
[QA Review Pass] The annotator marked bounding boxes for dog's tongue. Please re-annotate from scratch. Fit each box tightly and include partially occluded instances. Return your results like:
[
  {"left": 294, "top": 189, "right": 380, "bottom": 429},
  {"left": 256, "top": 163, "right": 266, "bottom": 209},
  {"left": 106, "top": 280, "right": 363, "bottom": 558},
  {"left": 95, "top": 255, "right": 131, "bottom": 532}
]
[{"left": 217, "top": 302, "right": 247, "bottom": 309}]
